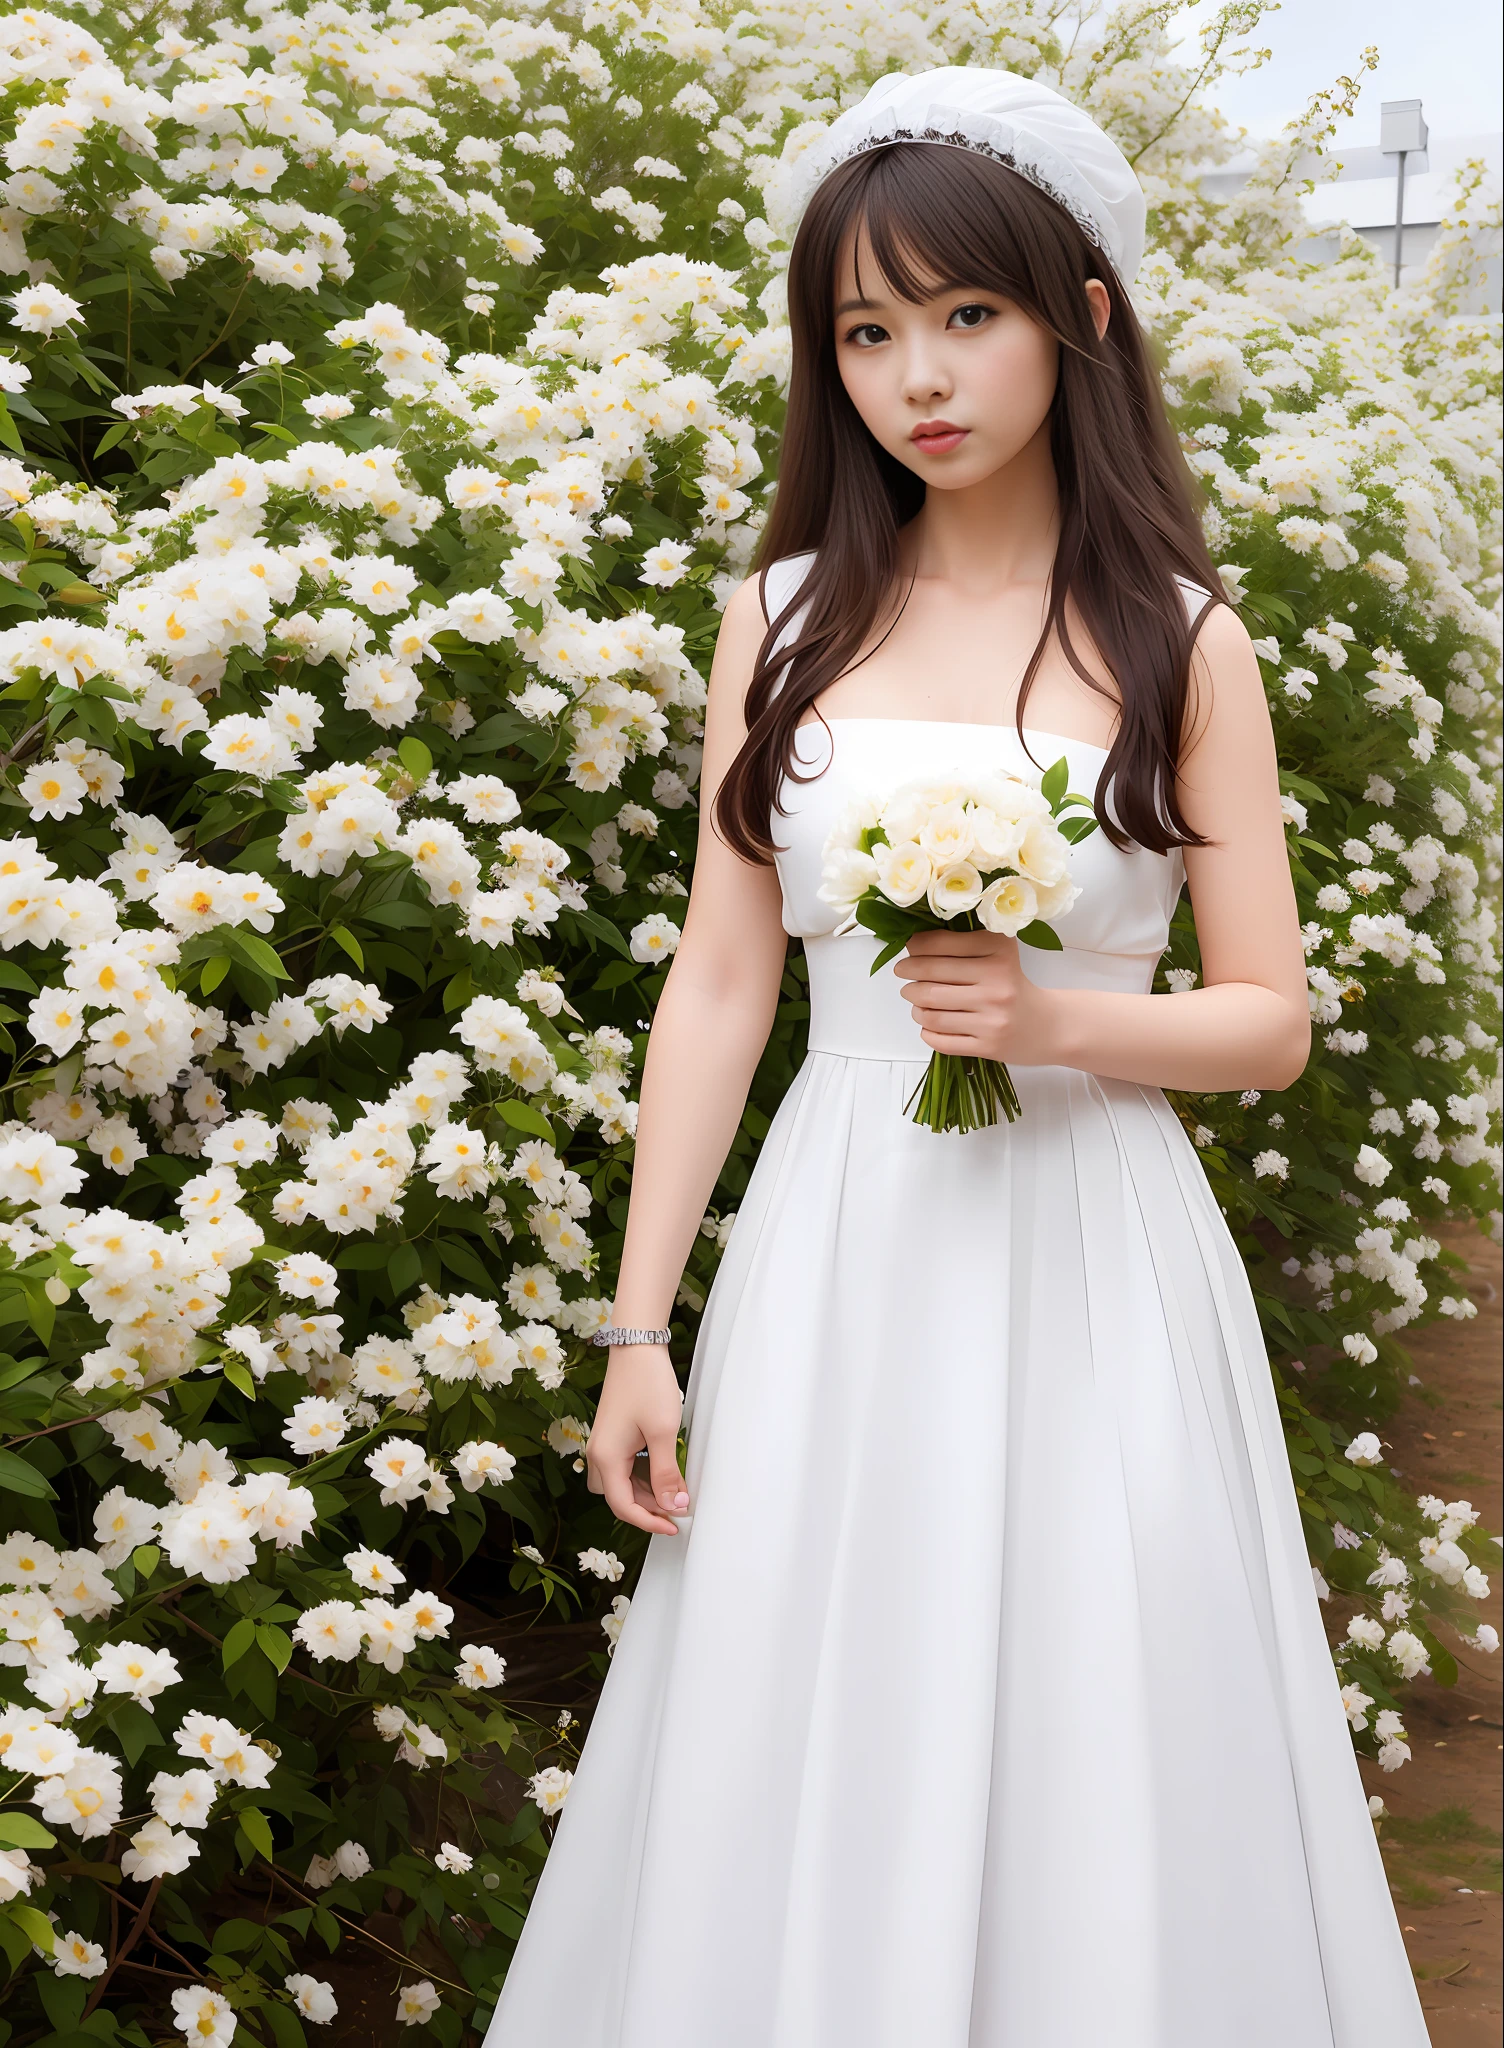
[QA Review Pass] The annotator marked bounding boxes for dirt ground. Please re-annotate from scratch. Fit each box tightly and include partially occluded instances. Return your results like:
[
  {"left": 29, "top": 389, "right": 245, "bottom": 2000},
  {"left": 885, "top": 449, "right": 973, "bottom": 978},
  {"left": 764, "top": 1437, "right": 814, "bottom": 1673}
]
[{"left": 1356, "top": 1223, "right": 1503, "bottom": 2046}]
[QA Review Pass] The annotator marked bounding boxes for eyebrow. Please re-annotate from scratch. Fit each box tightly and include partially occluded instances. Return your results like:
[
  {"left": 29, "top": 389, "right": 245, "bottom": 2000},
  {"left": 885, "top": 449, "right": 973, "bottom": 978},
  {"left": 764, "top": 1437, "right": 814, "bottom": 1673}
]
[{"left": 833, "top": 295, "right": 883, "bottom": 317}]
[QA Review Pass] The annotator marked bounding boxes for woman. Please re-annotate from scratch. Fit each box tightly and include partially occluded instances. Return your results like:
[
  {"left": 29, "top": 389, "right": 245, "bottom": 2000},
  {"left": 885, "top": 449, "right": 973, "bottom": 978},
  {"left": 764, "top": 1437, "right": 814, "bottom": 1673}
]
[{"left": 486, "top": 68, "right": 1429, "bottom": 2047}]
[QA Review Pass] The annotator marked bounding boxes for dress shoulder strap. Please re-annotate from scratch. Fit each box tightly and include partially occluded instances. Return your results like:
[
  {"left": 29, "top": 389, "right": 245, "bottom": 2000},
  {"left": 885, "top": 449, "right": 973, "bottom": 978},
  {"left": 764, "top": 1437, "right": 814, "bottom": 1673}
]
[{"left": 1173, "top": 571, "right": 1218, "bottom": 623}]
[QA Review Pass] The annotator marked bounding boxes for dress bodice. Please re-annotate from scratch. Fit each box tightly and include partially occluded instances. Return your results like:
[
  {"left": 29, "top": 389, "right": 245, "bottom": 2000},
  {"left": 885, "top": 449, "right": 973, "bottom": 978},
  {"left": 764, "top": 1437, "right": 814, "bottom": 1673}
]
[{"left": 761, "top": 552, "right": 1207, "bottom": 1061}]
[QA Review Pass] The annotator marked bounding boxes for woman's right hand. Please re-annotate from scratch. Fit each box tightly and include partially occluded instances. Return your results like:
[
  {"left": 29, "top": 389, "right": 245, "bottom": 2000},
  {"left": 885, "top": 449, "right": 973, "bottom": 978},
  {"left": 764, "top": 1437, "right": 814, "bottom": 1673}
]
[{"left": 586, "top": 1344, "right": 691, "bottom": 1536}]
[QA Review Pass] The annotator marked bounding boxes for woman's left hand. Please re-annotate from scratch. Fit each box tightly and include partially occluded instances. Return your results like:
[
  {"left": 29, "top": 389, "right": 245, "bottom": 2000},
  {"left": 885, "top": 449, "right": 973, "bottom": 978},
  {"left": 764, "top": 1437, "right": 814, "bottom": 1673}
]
[{"left": 894, "top": 927, "right": 1065, "bottom": 1065}]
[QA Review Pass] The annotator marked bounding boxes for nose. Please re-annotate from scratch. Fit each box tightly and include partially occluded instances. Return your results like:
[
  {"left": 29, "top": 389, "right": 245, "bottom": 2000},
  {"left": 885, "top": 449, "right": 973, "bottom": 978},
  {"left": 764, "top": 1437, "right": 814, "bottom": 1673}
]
[{"left": 898, "top": 333, "right": 952, "bottom": 409}]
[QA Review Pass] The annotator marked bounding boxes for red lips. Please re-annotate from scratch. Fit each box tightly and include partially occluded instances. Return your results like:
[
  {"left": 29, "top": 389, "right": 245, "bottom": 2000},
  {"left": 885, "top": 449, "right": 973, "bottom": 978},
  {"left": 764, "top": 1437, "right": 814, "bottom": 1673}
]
[{"left": 911, "top": 421, "right": 968, "bottom": 452}]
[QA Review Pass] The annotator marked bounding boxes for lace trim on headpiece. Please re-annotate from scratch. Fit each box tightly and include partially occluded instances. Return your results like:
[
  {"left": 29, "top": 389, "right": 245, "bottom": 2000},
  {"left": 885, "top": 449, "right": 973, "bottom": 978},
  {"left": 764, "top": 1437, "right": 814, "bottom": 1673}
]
[{"left": 786, "top": 109, "right": 1125, "bottom": 275}]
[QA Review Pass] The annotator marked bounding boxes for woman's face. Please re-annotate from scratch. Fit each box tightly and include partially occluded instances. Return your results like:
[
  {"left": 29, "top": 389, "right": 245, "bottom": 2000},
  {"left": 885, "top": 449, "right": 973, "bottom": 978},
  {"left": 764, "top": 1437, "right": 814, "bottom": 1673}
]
[{"left": 832, "top": 218, "right": 1108, "bottom": 490}]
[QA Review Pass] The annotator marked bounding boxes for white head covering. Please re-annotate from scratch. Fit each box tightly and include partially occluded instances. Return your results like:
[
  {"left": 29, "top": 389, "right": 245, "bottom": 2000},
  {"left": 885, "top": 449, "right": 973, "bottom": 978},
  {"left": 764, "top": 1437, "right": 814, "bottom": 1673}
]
[{"left": 779, "top": 67, "right": 1147, "bottom": 286}]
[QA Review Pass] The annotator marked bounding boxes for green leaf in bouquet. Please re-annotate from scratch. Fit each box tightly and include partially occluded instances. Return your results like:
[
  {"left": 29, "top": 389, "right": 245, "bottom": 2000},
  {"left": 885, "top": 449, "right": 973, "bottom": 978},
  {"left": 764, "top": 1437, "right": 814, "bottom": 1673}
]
[
  {"left": 852, "top": 897, "right": 914, "bottom": 942},
  {"left": 1058, "top": 813, "right": 1099, "bottom": 843},
  {"left": 1040, "top": 757, "right": 1069, "bottom": 808},
  {"left": 866, "top": 935, "right": 910, "bottom": 975},
  {"left": 1015, "top": 920, "right": 1063, "bottom": 951}
]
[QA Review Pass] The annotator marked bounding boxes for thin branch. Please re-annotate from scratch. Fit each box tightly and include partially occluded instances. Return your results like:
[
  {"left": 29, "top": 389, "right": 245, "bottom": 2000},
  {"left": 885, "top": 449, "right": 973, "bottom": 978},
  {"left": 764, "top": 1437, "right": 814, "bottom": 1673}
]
[
  {"left": 83, "top": 1874, "right": 161, "bottom": 2017},
  {"left": 267, "top": 1865, "right": 471, "bottom": 1995}
]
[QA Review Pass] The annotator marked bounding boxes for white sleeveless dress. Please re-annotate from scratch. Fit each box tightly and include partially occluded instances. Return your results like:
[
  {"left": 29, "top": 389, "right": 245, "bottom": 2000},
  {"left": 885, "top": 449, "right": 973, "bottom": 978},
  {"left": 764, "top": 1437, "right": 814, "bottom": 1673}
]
[{"left": 485, "top": 553, "right": 1428, "bottom": 2048}]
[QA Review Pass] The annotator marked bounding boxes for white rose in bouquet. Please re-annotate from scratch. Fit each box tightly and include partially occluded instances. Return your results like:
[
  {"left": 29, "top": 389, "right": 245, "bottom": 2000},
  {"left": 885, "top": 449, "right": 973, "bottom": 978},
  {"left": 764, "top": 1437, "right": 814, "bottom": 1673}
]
[{"left": 817, "top": 758, "right": 1094, "bottom": 1132}]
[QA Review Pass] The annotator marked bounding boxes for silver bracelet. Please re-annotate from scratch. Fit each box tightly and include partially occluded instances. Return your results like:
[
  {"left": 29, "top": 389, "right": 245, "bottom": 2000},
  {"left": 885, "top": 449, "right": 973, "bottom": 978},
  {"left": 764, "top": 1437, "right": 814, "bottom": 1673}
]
[{"left": 592, "top": 1323, "right": 672, "bottom": 1348}]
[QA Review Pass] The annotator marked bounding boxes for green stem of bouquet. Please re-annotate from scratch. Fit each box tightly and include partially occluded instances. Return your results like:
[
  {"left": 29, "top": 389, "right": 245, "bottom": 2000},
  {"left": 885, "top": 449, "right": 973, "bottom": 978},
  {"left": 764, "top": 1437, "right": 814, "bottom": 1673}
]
[{"left": 903, "top": 1050, "right": 1022, "bottom": 1133}]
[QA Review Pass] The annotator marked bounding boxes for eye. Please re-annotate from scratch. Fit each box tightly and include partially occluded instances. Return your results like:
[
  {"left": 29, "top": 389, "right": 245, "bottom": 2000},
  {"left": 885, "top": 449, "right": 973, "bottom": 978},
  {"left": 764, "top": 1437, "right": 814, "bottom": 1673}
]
[
  {"left": 948, "top": 302, "right": 994, "bottom": 330},
  {"left": 843, "top": 321, "right": 888, "bottom": 347}
]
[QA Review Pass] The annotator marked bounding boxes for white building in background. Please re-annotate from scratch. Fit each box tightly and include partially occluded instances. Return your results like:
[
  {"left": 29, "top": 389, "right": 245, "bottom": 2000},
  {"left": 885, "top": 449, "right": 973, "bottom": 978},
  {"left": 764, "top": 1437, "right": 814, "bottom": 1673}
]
[{"left": 1196, "top": 119, "right": 1503, "bottom": 311}]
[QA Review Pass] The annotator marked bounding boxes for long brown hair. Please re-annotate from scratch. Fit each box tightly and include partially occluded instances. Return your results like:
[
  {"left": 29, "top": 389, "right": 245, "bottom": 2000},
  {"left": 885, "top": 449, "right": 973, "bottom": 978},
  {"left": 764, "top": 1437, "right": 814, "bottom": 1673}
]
[{"left": 713, "top": 139, "right": 1230, "bottom": 863}]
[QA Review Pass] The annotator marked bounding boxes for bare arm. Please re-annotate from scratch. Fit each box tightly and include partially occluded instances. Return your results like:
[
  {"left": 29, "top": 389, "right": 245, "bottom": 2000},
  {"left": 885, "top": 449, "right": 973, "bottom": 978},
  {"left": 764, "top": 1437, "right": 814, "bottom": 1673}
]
[
  {"left": 585, "top": 573, "right": 789, "bottom": 1535},
  {"left": 897, "top": 601, "right": 1313, "bottom": 1092}
]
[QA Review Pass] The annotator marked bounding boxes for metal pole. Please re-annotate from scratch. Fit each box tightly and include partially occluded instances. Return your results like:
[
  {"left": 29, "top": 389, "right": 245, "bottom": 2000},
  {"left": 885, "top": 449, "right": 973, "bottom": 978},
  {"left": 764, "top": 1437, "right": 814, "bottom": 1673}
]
[{"left": 1394, "top": 149, "right": 1406, "bottom": 287}]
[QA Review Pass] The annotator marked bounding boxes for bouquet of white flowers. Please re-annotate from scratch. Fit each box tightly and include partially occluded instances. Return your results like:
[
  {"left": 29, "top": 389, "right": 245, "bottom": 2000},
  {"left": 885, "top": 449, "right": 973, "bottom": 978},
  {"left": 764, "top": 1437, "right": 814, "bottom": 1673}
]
[{"left": 817, "top": 758, "right": 1097, "bottom": 1132}]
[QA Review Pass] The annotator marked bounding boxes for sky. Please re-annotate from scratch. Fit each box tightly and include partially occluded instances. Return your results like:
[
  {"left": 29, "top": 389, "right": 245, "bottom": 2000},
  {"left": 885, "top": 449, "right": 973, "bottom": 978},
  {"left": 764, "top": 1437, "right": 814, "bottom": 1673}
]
[{"left": 1169, "top": 0, "right": 1504, "bottom": 148}]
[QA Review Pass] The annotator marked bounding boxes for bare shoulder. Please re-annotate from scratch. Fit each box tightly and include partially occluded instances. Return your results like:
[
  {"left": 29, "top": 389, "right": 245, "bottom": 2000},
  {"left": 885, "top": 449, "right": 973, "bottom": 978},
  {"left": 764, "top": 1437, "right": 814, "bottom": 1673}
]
[
  {"left": 717, "top": 569, "right": 769, "bottom": 642},
  {"left": 704, "top": 572, "right": 773, "bottom": 733},
  {"left": 1182, "top": 593, "right": 1270, "bottom": 759}
]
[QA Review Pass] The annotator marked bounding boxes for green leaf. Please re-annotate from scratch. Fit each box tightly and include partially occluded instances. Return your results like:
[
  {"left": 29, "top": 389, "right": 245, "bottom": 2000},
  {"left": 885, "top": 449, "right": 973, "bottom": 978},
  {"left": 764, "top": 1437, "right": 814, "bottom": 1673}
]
[
  {"left": 329, "top": 925, "right": 365, "bottom": 971},
  {"left": 237, "top": 1807, "right": 276, "bottom": 1862},
  {"left": 7, "top": 1902, "right": 54, "bottom": 1955},
  {"left": 255, "top": 1623, "right": 293, "bottom": 1674},
  {"left": 0, "top": 1448, "right": 55, "bottom": 1500},
  {"left": 0, "top": 1814, "right": 55, "bottom": 1851},
  {"left": 388, "top": 1242, "right": 422, "bottom": 1298},
  {"left": 105, "top": 1699, "right": 164, "bottom": 1767},
  {"left": 1015, "top": 919, "right": 1063, "bottom": 951},
  {"left": 228, "top": 930, "right": 291, "bottom": 983},
  {"left": 200, "top": 953, "right": 233, "bottom": 997},
  {"left": 222, "top": 1616, "right": 258, "bottom": 1669},
  {"left": 496, "top": 1097, "right": 554, "bottom": 1141},
  {"left": 566, "top": 905, "right": 634, "bottom": 960},
  {"left": 1040, "top": 757, "right": 1069, "bottom": 807},
  {"left": 223, "top": 1355, "right": 256, "bottom": 1399},
  {"left": 592, "top": 959, "right": 641, "bottom": 991},
  {"left": 397, "top": 736, "right": 433, "bottom": 783},
  {"left": 130, "top": 1543, "right": 160, "bottom": 1580},
  {"left": 361, "top": 899, "right": 433, "bottom": 929}
]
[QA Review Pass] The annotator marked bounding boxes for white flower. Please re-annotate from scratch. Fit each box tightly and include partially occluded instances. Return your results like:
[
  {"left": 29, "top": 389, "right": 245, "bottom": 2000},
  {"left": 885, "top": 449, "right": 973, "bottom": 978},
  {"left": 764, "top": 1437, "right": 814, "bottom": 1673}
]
[
  {"left": 0, "top": 1847, "right": 34, "bottom": 1905},
  {"left": 93, "top": 1639, "right": 181, "bottom": 1708},
  {"left": 639, "top": 539, "right": 693, "bottom": 587},
  {"left": 333, "top": 1840, "right": 371, "bottom": 1880},
  {"left": 283, "top": 1396, "right": 351, "bottom": 1458},
  {"left": 150, "top": 1768, "right": 218, "bottom": 1829},
  {"left": 170, "top": 1986, "right": 236, "bottom": 2048},
  {"left": 629, "top": 912, "right": 680, "bottom": 963},
  {"left": 395, "top": 1983, "right": 441, "bottom": 2027},
  {"left": 285, "top": 1975, "right": 338, "bottom": 2025},
  {"left": 159, "top": 1482, "right": 258, "bottom": 1583},
  {"left": 434, "top": 1842, "right": 473, "bottom": 1874},
  {"left": 293, "top": 1601, "right": 366, "bottom": 1661},
  {"left": 20, "top": 759, "right": 87, "bottom": 820},
  {"left": 8, "top": 282, "right": 82, "bottom": 333},
  {"left": 365, "top": 1439, "right": 436, "bottom": 1507},
  {"left": 577, "top": 1547, "right": 625, "bottom": 1582},
  {"left": 1251, "top": 1150, "right": 1288, "bottom": 1181},
  {"left": 1344, "top": 1432, "right": 1383, "bottom": 1468},
  {"left": 1353, "top": 1145, "right": 1392, "bottom": 1187},
  {"left": 37, "top": 1748, "right": 124, "bottom": 1838},
  {"left": 1342, "top": 1333, "right": 1379, "bottom": 1367},
  {"left": 452, "top": 1440, "right": 518, "bottom": 1492},
  {"left": 344, "top": 1547, "right": 406, "bottom": 1592},
  {"left": 1387, "top": 1630, "right": 1431, "bottom": 1680},
  {"left": 52, "top": 1930, "right": 107, "bottom": 1977},
  {"left": 122, "top": 1816, "right": 199, "bottom": 1881},
  {"left": 1339, "top": 1683, "right": 1373, "bottom": 1730},
  {"left": 527, "top": 1765, "right": 573, "bottom": 1814},
  {"left": 454, "top": 1643, "right": 507, "bottom": 1689},
  {"left": 601, "top": 1592, "right": 630, "bottom": 1651},
  {"left": 1345, "top": 1614, "right": 1385, "bottom": 1650}
]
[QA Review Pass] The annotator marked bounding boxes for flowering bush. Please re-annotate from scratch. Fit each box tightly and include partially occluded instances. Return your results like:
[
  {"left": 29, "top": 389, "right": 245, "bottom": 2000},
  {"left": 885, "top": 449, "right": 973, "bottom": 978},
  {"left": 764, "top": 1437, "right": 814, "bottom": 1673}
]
[{"left": 0, "top": 1, "right": 1496, "bottom": 2042}]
